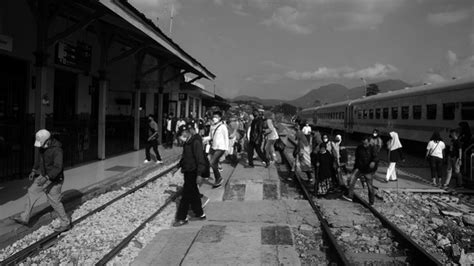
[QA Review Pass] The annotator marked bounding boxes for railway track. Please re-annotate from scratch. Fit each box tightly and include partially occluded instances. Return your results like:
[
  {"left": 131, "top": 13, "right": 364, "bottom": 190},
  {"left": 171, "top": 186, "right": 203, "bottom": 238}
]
[
  {"left": 280, "top": 125, "right": 443, "bottom": 265},
  {"left": 1, "top": 162, "right": 181, "bottom": 265}
]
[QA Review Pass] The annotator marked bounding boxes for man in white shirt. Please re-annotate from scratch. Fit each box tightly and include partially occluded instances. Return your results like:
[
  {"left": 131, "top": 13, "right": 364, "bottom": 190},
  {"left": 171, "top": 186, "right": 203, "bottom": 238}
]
[{"left": 205, "top": 111, "right": 229, "bottom": 188}]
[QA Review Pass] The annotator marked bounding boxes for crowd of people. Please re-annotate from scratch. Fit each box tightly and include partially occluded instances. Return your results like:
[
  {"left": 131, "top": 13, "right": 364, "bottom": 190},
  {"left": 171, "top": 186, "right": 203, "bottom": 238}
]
[{"left": 12, "top": 109, "right": 473, "bottom": 230}]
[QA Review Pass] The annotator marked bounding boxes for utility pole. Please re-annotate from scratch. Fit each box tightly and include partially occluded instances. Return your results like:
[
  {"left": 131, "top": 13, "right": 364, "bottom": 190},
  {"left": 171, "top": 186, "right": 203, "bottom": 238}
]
[{"left": 169, "top": 4, "right": 174, "bottom": 34}]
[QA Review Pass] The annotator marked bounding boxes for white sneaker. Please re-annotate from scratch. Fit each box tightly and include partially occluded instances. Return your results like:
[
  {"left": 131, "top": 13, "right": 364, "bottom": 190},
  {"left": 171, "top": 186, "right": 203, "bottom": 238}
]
[
  {"left": 144, "top": 160, "right": 150, "bottom": 163},
  {"left": 156, "top": 160, "right": 163, "bottom": 164}
]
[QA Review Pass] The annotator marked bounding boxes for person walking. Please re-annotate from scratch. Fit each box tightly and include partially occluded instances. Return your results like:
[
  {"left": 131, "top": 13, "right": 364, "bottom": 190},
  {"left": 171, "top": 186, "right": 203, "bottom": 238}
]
[
  {"left": 343, "top": 136, "right": 378, "bottom": 205},
  {"left": 206, "top": 111, "right": 229, "bottom": 188},
  {"left": 369, "top": 129, "right": 383, "bottom": 156},
  {"left": 294, "top": 124, "right": 313, "bottom": 182},
  {"left": 174, "top": 123, "right": 207, "bottom": 226},
  {"left": 386, "top": 131, "right": 403, "bottom": 182},
  {"left": 144, "top": 115, "right": 162, "bottom": 164},
  {"left": 302, "top": 123, "right": 312, "bottom": 142},
  {"left": 314, "top": 143, "right": 335, "bottom": 196},
  {"left": 165, "top": 113, "right": 177, "bottom": 149},
  {"left": 264, "top": 113, "right": 279, "bottom": 164},
  {"left": 13, "top": 129, "right": 71, "bottom": 232},
  {"left": 247, "top": 110, "right": 269, "bottom": 168},
  {"left": 426, "top": 131, "right": 446, "bottom": 186},
  {"left": 443, "top": 129, "right": 463, "bottom": 188}
]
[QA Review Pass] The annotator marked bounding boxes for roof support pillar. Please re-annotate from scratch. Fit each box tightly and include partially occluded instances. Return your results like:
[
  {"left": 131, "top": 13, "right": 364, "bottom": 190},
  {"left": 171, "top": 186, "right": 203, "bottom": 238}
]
[
  {"left": 96, "top": 25, "right": 114, "bottom": 160},
  {"left": 133, "top": 52, "right": 145, "bottom": 151}
]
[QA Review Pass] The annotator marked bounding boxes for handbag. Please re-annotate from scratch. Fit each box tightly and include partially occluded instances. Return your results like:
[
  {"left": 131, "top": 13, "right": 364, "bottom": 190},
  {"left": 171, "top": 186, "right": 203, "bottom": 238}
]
[
  {"left": 426, "top": 142, "right": 439, "bottom": 162},
  {"left": 274, "top": 138, "right": 286, "bottom": 152}
]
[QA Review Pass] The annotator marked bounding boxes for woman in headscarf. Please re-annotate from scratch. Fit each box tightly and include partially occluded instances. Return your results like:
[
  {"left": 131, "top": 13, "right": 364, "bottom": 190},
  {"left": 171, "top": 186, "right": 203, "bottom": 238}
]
[
  {"left": 385, "top": 131, "right": 403, "bottom": 182},
  {"left": 294, "top": 124, "right": 313, "bottom": 182},
  {"left": 425, "top": 131, "right": 446, "bottom": 186}
]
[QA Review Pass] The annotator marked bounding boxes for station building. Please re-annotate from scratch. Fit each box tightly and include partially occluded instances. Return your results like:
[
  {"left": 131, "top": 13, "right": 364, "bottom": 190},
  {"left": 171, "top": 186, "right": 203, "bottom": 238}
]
[{"left": 0, "top": 0, "right": 225, "bottom": 181}]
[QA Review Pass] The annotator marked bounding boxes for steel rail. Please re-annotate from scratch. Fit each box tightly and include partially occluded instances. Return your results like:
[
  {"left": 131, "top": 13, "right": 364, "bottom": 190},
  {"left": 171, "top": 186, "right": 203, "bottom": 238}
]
[
  {"left": 281, "top": 142, "right": 350, "bottom": 265},
  {"left": 95, "top": 187, "right": 182, "bottom": 265},
  {"left": 283, "top": 124, "right": 443, "bottom": 265},
  {"left": 1, "top": 162, "right": 179, "bottom": 266}
]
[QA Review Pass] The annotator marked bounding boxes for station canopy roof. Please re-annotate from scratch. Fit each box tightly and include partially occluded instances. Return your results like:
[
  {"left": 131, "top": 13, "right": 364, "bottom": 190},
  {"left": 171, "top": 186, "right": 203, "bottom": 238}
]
[{"left": 68, "top": 0, "right": 215, "bottom": 80}]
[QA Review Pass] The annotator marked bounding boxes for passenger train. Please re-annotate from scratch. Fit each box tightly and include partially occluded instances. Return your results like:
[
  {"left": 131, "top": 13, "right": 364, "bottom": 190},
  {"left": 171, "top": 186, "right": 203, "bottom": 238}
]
[{"left": 298, "top": 77, "right": 474, "bottom": 143}]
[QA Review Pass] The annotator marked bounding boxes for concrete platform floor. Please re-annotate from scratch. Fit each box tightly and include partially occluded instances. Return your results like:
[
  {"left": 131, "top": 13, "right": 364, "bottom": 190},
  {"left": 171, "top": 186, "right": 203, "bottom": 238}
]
[{"left": 133, "top": 161, "right": 319, "bottom": 266}]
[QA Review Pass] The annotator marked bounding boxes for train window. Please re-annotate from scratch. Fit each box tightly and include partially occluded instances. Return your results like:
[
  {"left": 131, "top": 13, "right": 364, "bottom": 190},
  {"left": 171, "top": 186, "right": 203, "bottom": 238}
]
[
  {"left": 426, "top": 104, "right": 437, "bottom": 120},
  {"left": 443, "top": 103, "right": 455, "bottom": 120},
  {"left": 363, "top": 110, "right": 368, "bottom": 119},
  {"left": 461, "top": 102, "right": 474, "bottom": 120},
  {"left": 401, "top": 106, "right": 409, "bottom": 119},
  {"left": 375, "top": 108, "right": 381, "bottom": 119},
  {"left": 391, "top": 107, "right": 398, "bottom": 119},
  {"left": 383, "top": 108, "right": 389, "bottom": 119},
  {"left": 358, "top": 110, "right": 362, "bottom": 119},
  {"left": 369, "top": 109, "right": 374, "bottom": 119},
  {"left": 341, "top": 112, "right": 345, "bottom": 119},
  {"left": 413, "top": 105, "right": 421, "bottom": 120}
]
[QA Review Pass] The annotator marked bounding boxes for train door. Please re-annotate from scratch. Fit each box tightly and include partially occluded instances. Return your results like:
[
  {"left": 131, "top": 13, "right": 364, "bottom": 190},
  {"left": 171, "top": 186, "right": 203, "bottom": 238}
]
[{"left": 347, "top": 105, "right": 354, "bottom": 133}]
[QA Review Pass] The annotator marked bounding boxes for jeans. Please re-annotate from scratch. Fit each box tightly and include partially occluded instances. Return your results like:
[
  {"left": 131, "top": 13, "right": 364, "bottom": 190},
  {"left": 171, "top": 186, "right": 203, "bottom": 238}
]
[
  {"left": 445, "top": 157, "right": 461, "bottom": 186},
  {"left": 429, "top": 156, "right": 443, "bottom": 181},
  {"left": 247, "top": 141, "right": 268, "bottom": 166},
  {"left": 176, "top": 171, "right": 204, "bottom": 220},
  {"left": 21, "top": 177, "right": 70, "bottom": 226},
  {"left": 347, "top": 169, "right": 375, "bottom": 204},
  {"left": 210, "top": 149, "right": 225, "bottom": 181},
  {"left": 145, "top": 140, "right": 162, "bottom": 161},
  {"left": 265, "top": 139, "right": 277, "bottom": 162}
]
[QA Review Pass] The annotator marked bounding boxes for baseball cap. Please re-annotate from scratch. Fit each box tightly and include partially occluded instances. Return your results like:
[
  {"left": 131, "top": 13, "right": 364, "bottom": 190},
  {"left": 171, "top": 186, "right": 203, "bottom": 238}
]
[{"left": 34, "top": 129, "right": 51, "bottom": 147}]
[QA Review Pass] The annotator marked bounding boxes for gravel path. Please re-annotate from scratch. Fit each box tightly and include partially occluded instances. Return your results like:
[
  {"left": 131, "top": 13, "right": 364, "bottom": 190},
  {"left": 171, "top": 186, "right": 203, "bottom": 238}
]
[{"left": 0, "top": 164, "right": 183, "bottom": 265}]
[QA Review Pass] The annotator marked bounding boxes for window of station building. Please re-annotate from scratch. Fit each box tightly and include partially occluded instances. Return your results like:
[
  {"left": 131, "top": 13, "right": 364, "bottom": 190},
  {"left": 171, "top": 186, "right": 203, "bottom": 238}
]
[
  {"left": 369, "top": 109, "right": 374, "bottom": 119},
  {"left": 375, "top": 108, "right": 381, "bottom": 119},
  {"left": 426, "top": 104, "right": 437, "bottom": 120},
  {"left": 391, "top": 107, "right": 398, "bottom": 119},
  {"left": 443, "top": 103, "right": 455, "bottom": 120},
  {"left": 382, "top": 108, "right": 389, "bottom": 119},
  {"left": 363, "top": 110, "right": 368, "bottom": 119},
  {"left": 413, "top": 105, "right": 421, "bottom": 120},
  {"left": 461, "top": 102, "right": 474, "bottom": 120},
  {"left": 401, "top": 106, "right": 409, "bottom": 119}
]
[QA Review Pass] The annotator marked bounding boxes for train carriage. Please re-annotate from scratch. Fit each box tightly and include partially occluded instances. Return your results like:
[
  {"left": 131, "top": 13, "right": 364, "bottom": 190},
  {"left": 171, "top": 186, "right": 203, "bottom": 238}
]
[{"left": 299, "top": 77, "right": 474, "bottom": 143}]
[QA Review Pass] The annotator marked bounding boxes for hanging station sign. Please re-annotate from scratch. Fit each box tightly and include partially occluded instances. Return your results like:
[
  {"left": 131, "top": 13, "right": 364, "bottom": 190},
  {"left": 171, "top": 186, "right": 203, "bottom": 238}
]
[
  {"left": 55, "top": 41, "right": 92, "bottom": 71},
  {"left": 178, "top": 93, "right": 188, "bottom": 101}
]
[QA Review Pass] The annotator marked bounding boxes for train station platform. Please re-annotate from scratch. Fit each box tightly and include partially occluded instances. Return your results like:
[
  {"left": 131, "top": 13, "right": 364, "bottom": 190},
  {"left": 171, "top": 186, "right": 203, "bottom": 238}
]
[
  {"left": 132, "top": 161, "right": 319, "bottom": 266},
  {"left": 0, "top": 146, "right": 181, "bottom": 247}
]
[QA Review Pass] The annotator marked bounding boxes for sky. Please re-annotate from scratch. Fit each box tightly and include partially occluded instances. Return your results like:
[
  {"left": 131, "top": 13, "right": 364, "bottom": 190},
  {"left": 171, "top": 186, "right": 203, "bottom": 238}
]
[{"left": 130, "top": 0, "right": 474, "bottom": 100}]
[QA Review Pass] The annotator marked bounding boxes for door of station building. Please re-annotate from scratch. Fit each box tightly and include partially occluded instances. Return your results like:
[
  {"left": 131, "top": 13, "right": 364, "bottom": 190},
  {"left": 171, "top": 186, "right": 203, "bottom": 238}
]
[{"left": 0, "top": 55, "right": 31, "bottom": 182}]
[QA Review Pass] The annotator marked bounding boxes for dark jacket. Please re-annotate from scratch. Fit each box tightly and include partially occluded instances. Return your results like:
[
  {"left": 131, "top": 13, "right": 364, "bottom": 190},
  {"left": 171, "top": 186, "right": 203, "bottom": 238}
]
[
  {"left": 250, "top": 117, "right": 264, "bottom": 143},
  {"left": 179, "top": 134, "right": 207, "bottom": 175},
  {"left": 33, "top": 138, "right": 64, "bottom": 182},
  {"left": 354, "top": 144, "right": 378, "bottom": 174}
]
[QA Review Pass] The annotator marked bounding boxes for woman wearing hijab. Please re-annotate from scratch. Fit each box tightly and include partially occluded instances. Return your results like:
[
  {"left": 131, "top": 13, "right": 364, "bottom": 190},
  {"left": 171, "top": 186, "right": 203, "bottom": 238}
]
[
  {"left": 425, "top": 131, "right": 446, "bottom": 186},
  {"left": 386, "top": 131, "right": 403, "bottom": 182}
]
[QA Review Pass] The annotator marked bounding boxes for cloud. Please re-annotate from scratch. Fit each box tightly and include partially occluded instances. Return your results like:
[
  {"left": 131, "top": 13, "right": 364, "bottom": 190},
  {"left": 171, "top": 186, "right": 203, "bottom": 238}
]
[
  {"left": 129, "top": 0, "right": 181, "bottom": 27},
  {"left": 245, "top": 73, "right": 283, "bottom": 84},
  {"left": 213, "top": 0, "right": 223, "bottom": 5},
  {"left": 306, "top": 0, "right": 406, "bottom": 31},
  {"left": 422, "top": 50, "right": 474, "bottom": 84},
  {"left": 343, "top": 63, "right": 398, "bottom": 79},
  {"left": 427, "top": 9, "right": 472, "bottom": 26},
  {"left": 447, "top": 50, "right": 458, "bottom": 66},
  {"left": 262, "top": 6, "right": 312, "bottom": 35},
  {"left": 231, "top": 3, "right": 250, "bottom": 16},
  {"left": 422, "top": 73, "right": 446, "bottom": 84},
  {"left": 286, "top": 63, "right": 398, "bottom": 80}
]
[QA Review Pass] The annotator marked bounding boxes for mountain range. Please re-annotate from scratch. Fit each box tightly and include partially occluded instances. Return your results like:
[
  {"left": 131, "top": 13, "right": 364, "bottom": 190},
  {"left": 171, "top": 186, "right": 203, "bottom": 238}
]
[{"left": 231, "top": 79, "right": 411, "bottom": 108}]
